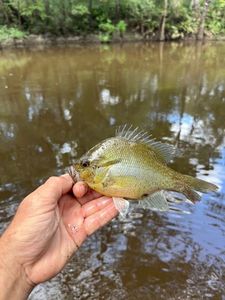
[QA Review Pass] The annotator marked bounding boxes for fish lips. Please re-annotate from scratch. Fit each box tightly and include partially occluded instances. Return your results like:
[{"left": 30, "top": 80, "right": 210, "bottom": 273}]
[{"left": 67, "top": 166, "right": 81, "bottom": 183}]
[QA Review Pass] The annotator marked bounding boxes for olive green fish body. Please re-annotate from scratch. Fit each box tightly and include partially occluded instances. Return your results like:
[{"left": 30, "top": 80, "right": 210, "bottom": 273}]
[
  {"left": 87, "top": 138, "right": 175, "bottom": 198},
  {"left": 71, "top": 126, "right": 218, "bottom": 206}
]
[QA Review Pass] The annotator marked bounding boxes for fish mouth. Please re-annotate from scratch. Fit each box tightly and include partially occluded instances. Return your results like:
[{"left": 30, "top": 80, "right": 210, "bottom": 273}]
[{"left": 67, "top": 166, "right": 81, "bottom": 183}]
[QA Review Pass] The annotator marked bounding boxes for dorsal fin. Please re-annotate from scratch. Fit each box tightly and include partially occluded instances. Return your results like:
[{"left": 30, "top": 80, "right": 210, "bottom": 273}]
[
  {"left": 148, "top": 140, "right": 176, "bottom": 163},
  {"left": 116, "top": 125, "right": 176, "bottom": 163}
]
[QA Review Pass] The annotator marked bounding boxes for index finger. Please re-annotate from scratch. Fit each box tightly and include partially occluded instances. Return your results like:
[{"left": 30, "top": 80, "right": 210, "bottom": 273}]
[{"left": 73, "top": 181, "right": 88, "bottom": 198}]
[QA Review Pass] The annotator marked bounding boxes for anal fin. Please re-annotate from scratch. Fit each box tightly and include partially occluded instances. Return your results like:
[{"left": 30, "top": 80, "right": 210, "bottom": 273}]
[{"left": 137, "top": 191, "right": 169, "bottom": 211}]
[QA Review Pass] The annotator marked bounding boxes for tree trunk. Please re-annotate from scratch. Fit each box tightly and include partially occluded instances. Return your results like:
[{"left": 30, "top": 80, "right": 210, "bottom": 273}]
[
  {"left": 158, "top": 0, "right": 168, "bottom": 41},
  {"left": 140, "top": 20, "right": 144, "bottom": 35},
  {"left": 61, "top": 1, "right": 67, "bottom": 34},
  {"left": 16, "top": 0, "right": 22, "bottom": 28},
  {"left": 192, "top": 0, "right": 200, "bottom": 27},
  {"left": 115, "top": 0, "right": 120, "bottom": 22},
  {"left": 88, "top": 0, "right": 93, "bottom": 30},
  {"left": 0, "top": 0, "right": 9, "bottom": 25},
  {"left": 192, "top": 0, "right": 200, "bottom": 11},
  {"left": 196, "top": 0, "right": 211, "bottom": 40},
  {"left": 44, "top": 0, "right": 50, "bottom": 27}
]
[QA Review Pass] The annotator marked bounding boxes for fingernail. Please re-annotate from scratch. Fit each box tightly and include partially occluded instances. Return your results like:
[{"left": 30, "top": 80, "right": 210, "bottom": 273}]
[
  {"left": 61, "top": 174, "right": 69, "bottom": 177},
  {"left": 61, "top": 174, "right": 73, "bottom": 182},
  {"left": 82, "top": 183, "right": 88, "bottom": 193}
]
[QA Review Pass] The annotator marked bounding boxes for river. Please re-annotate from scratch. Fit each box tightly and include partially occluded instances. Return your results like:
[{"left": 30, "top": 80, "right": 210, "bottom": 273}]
[{"left": 0, "top": 42, "right": 225, "bottom": 299}]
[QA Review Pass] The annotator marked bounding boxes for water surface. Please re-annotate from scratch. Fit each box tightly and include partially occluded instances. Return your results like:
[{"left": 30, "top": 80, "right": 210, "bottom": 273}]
[{"left": 0, "top": 42, "right": 225, "bottom": 299}]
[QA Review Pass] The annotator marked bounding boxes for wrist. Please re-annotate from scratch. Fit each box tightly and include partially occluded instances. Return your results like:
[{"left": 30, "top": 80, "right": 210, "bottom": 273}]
[{"left": 0, "top": 233, "right": 34, "bottom": 300}]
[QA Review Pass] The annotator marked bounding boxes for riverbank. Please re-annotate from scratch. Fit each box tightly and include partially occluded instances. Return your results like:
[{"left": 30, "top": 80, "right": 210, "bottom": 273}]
[
  {"left": 0, "top": 33, "right": 141, "bottom": 49},
  {"left": 1, "top": 32, "right": 225, "bottom": 49}
]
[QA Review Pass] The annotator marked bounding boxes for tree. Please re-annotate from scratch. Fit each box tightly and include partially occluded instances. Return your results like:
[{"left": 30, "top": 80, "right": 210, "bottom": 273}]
[
  {"left": 0, "top": 0, "right": 224, "bottom": 40},
  {"left": 115, "top": 0, "right": 121, "bottom": 22},
  {"left": 158, "top": 0, "right": 168, "bottom": 41},
  {"left": 0, "top": 0, "right": 9, "bottom": 25},
  {"left": 196, "top": 0, "right": 211, "bottom": 40}
]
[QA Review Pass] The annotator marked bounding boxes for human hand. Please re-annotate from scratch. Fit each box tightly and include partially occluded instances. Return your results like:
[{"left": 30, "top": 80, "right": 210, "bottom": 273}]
[{"left": 0, "top": 175, "right": 118, "bottom": 299}]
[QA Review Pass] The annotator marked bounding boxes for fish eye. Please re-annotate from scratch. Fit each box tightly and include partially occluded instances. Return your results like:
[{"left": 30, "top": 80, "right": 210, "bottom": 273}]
[{"left": 81, "top": 160, "right": 90, "bottom": 167}]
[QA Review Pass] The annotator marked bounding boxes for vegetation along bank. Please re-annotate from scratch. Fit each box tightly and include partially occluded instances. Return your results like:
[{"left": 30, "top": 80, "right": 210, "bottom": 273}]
[{"left": 0, "top": 0, "right": 225, "bottom": 48}]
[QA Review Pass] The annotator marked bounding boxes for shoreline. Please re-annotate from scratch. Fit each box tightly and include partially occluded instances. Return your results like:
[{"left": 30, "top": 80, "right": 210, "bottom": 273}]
[{"left": 1, "top": 33, "right": 225, "bottom": 49}]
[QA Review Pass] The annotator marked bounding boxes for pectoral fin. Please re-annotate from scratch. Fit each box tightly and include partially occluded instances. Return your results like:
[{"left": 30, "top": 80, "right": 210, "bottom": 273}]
[{"left": 137, "top": 191, "right": 169, "bottom": 211}]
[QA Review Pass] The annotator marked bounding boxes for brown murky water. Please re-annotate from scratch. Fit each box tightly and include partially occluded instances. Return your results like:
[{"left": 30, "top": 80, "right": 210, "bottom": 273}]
[{"left": 0, "top": 42, "right": 225, "bottom": 299}]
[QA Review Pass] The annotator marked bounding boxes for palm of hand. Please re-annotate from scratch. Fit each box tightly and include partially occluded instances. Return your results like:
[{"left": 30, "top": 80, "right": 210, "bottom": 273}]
[
  {"left": 23, "top": 194, "right": 83, "bottom": 284},
  {"left": 6, "top": 176, "right": 117, "bottom": 285}
]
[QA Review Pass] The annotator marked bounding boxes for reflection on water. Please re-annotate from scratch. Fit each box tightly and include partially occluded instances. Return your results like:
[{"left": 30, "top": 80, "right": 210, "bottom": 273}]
[{"left": 0, "top": 42, "right": 225, "bottom": 299}]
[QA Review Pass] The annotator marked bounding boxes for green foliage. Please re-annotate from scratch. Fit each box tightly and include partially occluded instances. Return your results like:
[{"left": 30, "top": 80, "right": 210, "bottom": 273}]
[
  {"left": 70, "top": 4, "right": 90, "bottom": 33},
  {"left": 0, "top": 26, "right": 26, "bottom": 41},
  {"left": 166, "top": 5, "right": 198, "bottom": 39},
  {"left": 99, "top": 19, "right": 115, "bottom": 35},
  {"left": 0, "top": 0, "right": 224, "bottom": 40},
  {"left": 124, "top": 0, "right": 158, "bottom": 33},
  {"left": 206, "top": 0, "right": 225, "bottom": 35},
  {"left": 71, "top": 4, "right": 89, "bottom": 17},
  {"left": 116, "top": 20, "right": 127, "bottom": 35},
  {"left": 98, "top": 19, "right": 116, "bottom": 42},
  {"left": 125, "top": 0, "right": 156, "bottom": 20},
  {"left": 99, "top": 33, "right": 111, "bottom": 43},
  {"left": 17, "top": 1, "right": 46, "bottom": 19}
]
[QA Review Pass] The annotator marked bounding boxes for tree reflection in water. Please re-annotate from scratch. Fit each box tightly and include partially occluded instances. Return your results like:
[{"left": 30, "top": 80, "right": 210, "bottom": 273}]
[{"left": 0, "top": 42, "right": 225, "bottom": 299}]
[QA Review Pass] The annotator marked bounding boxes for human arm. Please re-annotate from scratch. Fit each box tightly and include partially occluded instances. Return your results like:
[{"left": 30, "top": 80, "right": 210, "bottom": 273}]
[{"left": 0, "top": 174, "right": 118, "bottom": 300}]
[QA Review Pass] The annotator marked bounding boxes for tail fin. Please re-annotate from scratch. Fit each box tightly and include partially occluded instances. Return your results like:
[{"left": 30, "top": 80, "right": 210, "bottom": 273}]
[
  {"left": 183, "top": 175, "right": 218, "bottom": 193},
  {"left": 182, "top": 187, "right": 201, "bottom": 203},
  {"left": 176, "top": 175, "right": 218, "bottom": 203}
]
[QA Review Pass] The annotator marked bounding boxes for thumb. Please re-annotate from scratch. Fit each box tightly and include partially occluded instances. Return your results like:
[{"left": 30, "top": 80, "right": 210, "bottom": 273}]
[{"left": 29, "top": 174, "right": 74, "bottom": 205}]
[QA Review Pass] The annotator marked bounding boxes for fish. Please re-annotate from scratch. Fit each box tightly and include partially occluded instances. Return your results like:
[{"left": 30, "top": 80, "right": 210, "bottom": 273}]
[{"left": 68, "top": 125, "right": 218, "bottom": 217}]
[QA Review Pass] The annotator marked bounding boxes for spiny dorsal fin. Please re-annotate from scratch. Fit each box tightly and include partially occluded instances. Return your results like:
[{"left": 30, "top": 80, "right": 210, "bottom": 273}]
[
  {"left": 116, "top": 124, "right": 153, "bottom": 144},
  {"left": 116, "top": 125, "right": 176, "bottom": 163}
]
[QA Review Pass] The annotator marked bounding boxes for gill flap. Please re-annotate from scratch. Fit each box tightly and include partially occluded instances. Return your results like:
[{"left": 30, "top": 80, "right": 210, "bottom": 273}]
[
  {"left": 116, "top": 125, "right": 176, "bottom": 163},
  {"left": 100, "top": 158, "right": 121, "bottom": 167}
]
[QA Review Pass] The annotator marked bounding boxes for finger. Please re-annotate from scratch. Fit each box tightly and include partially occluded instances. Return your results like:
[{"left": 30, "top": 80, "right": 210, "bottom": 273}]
[
  {"left": 72, "top": 181, "right": 88, "bottom": 198},
  {"left": 77, "top": 189, "right": 102, "bottom": 205},
  {"left": 82, "top": 197, "right": 113, "bottom": 218},
  {"left": 32, "top": 174, "right": 73, "bottom": 204},
  {"left": 84, "top": 202, "right": 118, "bottom": 235}
]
